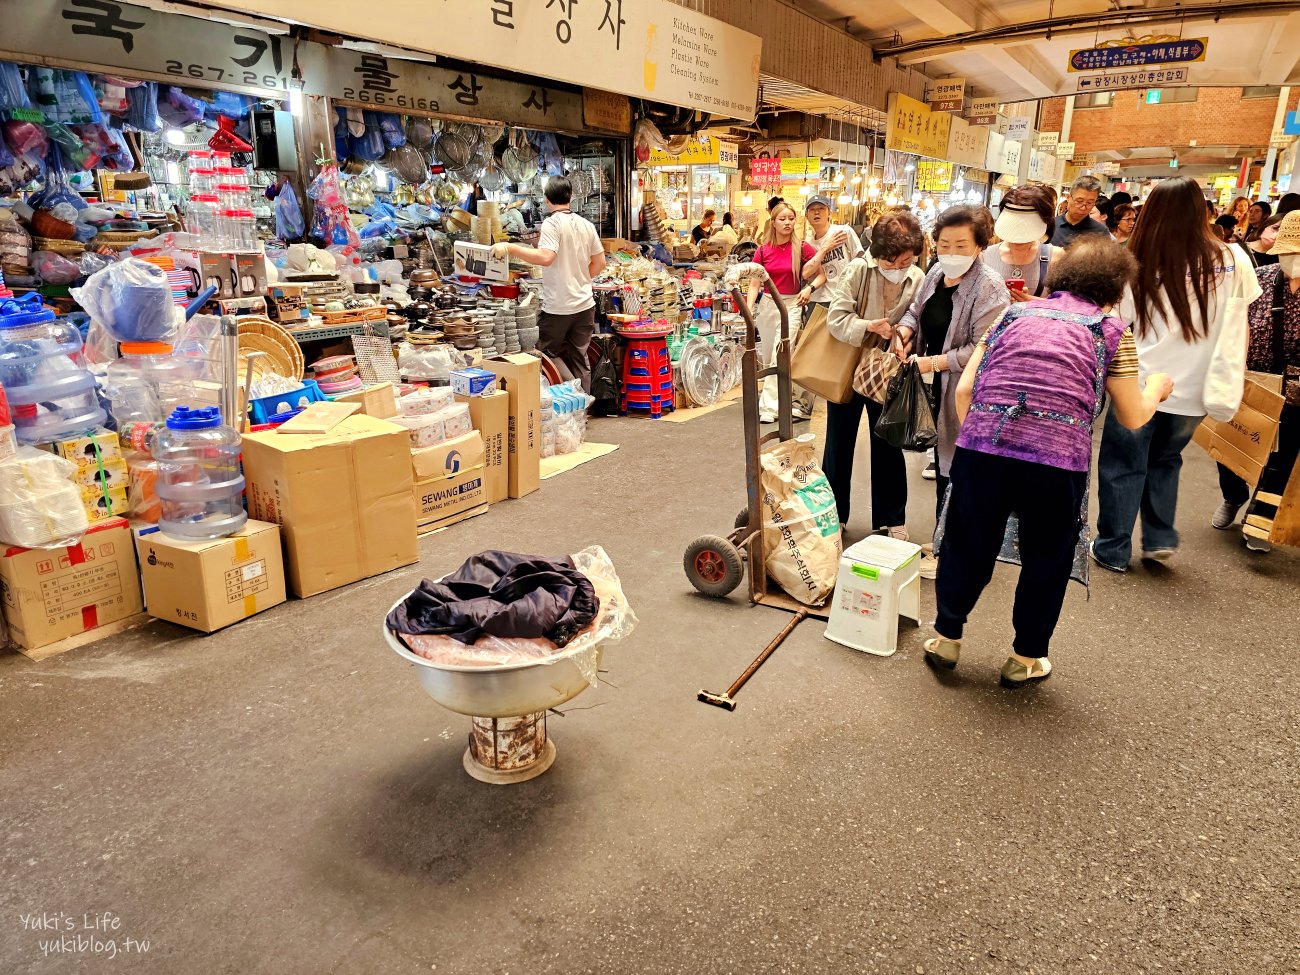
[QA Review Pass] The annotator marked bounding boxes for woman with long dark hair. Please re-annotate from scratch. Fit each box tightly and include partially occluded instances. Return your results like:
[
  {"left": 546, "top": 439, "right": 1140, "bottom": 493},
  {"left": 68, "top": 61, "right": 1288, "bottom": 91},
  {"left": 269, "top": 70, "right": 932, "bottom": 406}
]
[{"left": 1092, "top": 176, "right": 1263, "bottom": 571}]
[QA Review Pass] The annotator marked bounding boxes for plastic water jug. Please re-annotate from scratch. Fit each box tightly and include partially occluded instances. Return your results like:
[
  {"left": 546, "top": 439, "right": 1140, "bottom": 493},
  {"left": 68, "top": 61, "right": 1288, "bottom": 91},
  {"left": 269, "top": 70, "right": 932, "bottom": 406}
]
[
  {"left": 154, "top": 406, "right": 247, "bottom": 540},
  {"left": 104, "top": 342, "right": 194, "bottom": 427},
  {"left": 0, "top": 294, "right": 106, "bottom": 444}
]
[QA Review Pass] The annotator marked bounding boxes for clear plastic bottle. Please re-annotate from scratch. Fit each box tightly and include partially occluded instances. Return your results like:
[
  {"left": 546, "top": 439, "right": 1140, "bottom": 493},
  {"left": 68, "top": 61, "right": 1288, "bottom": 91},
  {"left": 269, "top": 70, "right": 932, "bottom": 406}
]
[
  {"left": 154, "top": 406, "right": 247, "bottom": 540},
  {"left": 186, "top": 193, "right": 222, "bottom": 246},
  {"left": 0, "top": 301, "right": 106, "bottom": 444},
  {"left": 104, "top": 343, "right": 194, "bottom": 428}
]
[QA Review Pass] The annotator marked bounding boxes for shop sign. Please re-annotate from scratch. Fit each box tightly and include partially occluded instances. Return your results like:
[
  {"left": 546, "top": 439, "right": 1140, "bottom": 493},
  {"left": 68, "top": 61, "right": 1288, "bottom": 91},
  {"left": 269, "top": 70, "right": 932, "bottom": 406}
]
[
  {"left": 1036, "top": 132, "right": 1060, "bottom": 151},
  {"left": 1001, "top": 139, "right": 1023, "bottom": 175},
  {"left": 328, "top": 48, "right": 586, "bottom": 131},
  {"left": 3, "top": 0, "right": 303, "bottom": 95},
  {"left": 645, "top": 136, "right": 737, "bottom": 167},
  {"left": 915, "top": 160, "right": 953, "bottom": 193},
  {"left": 886, "top": 93, "right": 952, "bottom": 160},
  {"left": 750, "top": 157, "right": 783, "bottom": 184},
  {"left": 1027, "top": 150, "right": 1056, "bottom": 182},
  {"left": 1056, "top": 141, "right": 1076, "bottom": 160},
  {"left": 1068, "top": 37, "right": 1207, "bottom": 72},
  {"left": 194, "top": 0, "right": 763, "bottom": 122},
  {"left": 779, "top": 157, "right": 820, "bottom": 179},
  {"left": 927, "top": 78, "right": 965, "bottom": 113},
  {"left": 946, "top": 115, "right": 989, "bottom": 168},
  {"left": 1085, "top": 153, "right": 1099, "bottom": 169},
  {"left": 969, "top": 97, "right": 1000, "bottom": 126},
  {"left": 1076, "top": 67, "right": 1189, "bottom": 92},
  {"left": 983, "top": 131, "right": 1004, "bottom": 172},
  {"left": 1286, "top": 111, "right": 1300, "bottom": 136},
  {"left": 1270, "top": 128, "right": 1294, "bottom": 149},
  {"left": 583, "top": 89, "right": 632, "bottom": 134},
  {"left": 1005, "top": 117, "right": 1031, "bottom": 142},
  {"left": 1103, "top": 161, "right": 1122, "bottom": 176}
]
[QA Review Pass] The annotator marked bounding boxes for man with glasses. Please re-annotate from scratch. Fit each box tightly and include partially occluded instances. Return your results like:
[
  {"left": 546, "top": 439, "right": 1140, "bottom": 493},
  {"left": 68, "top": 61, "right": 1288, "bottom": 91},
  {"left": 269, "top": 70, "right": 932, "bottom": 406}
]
[{"left": 1051, "top": 175, "right": 1111, "bottom": 246}]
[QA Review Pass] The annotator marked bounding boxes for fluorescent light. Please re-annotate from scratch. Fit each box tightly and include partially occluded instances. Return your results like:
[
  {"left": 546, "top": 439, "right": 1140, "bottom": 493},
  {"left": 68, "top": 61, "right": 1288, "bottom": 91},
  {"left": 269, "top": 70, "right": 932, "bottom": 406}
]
[
  {"left": 799, "top": 183, "right": 811, "bottom": 196},
  {"left": 164, "top": 128, "right": 186, "bottom": 146},
  {"left": 289, "top": 82, "right": 304, "bottom": 118},
  {"left": 741, "top": 194, "right": 753, "bottom": 206},
  {"left": 165, "top": 160, "right": 180, "bottom": 183}
]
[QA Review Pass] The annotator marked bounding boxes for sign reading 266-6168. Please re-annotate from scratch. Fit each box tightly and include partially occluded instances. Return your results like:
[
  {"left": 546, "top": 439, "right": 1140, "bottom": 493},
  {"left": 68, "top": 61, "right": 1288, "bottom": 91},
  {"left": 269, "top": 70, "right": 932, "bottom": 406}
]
[{"left": 1068, "top": 38, "right": 1208, "bottom": 72}]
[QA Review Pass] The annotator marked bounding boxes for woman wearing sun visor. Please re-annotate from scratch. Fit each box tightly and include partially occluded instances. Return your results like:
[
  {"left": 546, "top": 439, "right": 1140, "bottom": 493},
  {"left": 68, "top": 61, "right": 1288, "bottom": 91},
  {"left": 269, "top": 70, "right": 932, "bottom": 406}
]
[{"left": 983, "top": 185, "right": 1061, "bottom": 304}]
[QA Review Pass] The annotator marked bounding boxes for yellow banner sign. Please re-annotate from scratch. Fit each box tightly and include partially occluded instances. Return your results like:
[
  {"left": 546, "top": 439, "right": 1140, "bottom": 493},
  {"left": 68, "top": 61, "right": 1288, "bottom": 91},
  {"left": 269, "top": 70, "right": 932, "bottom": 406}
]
[
  {"left": 645, "top": 136, "right": 739, "bottom": 167},
  {"left": 780, "top": 156, "right": 821, "bottom": 179},
  {"left": 915, "top": 161, "right": 953, "bottom": 193},
  {"left": 887, "top": 93, "right": 952, "bottom": 159}
]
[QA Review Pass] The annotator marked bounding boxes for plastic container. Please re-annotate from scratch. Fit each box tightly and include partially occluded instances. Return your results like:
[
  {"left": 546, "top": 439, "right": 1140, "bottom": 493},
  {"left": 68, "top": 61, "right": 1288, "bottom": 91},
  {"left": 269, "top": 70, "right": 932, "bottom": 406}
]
[
  {"left": 187, "top": 193, "right": 222, "bottom": 246},
  {"left": 246, "top": 379, "right": 326, "bottom": 426},
  {"left": 154, "top": 406, "right": 247, "bottom": 540},
  {"left": 104, "top": 342, "right": 193, "bottom": 428},
  {"left": 392, "top": 412, "right": 446, "bottom": 448},
  {"left": 0, "top": 300, "right": 106, "bottom": 444},
  {"left": 400, "top": 385, "right": 455, "bottom": 417}
]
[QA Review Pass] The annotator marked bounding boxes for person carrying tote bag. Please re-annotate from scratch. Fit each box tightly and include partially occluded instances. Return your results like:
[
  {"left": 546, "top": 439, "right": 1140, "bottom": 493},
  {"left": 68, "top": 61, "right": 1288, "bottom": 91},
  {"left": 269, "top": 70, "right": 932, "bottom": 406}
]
[{"left": 819, "top": 211, "right": 926, "bottom": 535}]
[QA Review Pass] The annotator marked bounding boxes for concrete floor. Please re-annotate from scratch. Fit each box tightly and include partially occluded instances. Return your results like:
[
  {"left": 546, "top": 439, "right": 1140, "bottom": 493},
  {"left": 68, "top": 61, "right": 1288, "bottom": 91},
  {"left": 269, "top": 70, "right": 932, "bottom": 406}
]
[{"left": 1, "top": 403, "right": 1297, "bottom": 975}]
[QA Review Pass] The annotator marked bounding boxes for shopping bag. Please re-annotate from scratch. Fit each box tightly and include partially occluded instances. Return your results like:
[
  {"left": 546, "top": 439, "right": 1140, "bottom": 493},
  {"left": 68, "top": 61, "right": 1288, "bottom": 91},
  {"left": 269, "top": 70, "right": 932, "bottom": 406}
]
[
  {"left": 789, "top": 303, "right": 856, "bottom": 403},
  {"left": 874, "top": 360, "right": 938, "bottom": 451}
]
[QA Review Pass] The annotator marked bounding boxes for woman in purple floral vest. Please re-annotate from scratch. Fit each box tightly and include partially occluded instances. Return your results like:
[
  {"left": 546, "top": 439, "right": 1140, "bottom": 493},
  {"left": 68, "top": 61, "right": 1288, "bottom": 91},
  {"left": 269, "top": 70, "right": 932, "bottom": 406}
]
[{"left": 924, "top": 238, "right": 1175, "bottom": 688}]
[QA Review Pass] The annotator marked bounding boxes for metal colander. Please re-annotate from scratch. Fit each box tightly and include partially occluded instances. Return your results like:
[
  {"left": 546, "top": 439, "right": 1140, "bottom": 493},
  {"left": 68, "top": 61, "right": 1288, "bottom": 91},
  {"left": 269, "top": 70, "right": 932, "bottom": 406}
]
[{"left": 678, "top": 337, "right": 723, "bottom": 407}]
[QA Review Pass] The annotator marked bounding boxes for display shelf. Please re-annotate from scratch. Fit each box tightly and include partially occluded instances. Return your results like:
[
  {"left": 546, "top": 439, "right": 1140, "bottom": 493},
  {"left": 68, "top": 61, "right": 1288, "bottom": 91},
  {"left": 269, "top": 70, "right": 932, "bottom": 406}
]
[{"left": 286, "top": 320, "right": 390, "bottom": 343}]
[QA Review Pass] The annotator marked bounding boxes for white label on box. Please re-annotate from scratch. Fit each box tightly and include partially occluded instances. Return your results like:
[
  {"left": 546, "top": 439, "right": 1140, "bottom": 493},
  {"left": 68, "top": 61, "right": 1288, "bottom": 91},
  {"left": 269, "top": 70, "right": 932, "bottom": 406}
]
[
  {"left": 224, "top": 560, "right": 269, "bottom": 603},
  {"left": 241, "top": 562, "right": 265, "bottom": 582}
]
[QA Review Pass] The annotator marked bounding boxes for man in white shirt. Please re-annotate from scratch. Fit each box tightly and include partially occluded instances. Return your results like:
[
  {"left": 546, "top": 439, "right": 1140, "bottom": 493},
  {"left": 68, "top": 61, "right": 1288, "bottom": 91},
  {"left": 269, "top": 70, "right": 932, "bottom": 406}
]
[
  {"left": 494, "top": 177, "right": 605, "bottom": 390},
  {"left": 801, "top": 195, "right": 863, "bottom": 305}
]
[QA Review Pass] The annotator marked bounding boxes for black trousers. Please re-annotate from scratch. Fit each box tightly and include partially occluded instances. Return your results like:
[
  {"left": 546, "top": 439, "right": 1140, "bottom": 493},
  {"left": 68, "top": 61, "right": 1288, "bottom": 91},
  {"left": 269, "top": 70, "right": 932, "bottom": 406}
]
[
  {"left": 936, "top": 448, "right": 1086, "bottom": 658},
  {"left": 1218, "top": 402, "right": 1300, "bottom": 509},
  {"left": 822, "top": 392, "right": 907, "bottom": 528}
]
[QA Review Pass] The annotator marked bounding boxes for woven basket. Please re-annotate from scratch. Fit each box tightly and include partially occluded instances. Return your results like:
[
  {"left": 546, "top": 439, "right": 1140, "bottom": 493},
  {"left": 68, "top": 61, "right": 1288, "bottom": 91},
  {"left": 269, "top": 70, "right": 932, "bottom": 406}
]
[
  {"left": 93, "top": 229, "right": 158, "bottom": 245},
  {"left": 32, "top": 237, "right": 85, "bottom": 256},
  {"left": 31, "top": 211, "right": 76, "bottom": 240},
  {"left": 238, "top": 317, "right": 304, "bottom": 382}
]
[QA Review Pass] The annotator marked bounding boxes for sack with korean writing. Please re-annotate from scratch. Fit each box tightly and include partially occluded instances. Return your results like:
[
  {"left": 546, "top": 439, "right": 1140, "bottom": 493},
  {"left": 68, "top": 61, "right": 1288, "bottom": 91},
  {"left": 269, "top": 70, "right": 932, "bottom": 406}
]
[{"left": 760, "top": 435, "right": 843, "bottom": 606}]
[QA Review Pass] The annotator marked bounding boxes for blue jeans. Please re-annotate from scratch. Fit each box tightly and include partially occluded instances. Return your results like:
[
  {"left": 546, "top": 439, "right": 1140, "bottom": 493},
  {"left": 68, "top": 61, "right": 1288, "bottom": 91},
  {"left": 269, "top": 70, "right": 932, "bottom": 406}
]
[{"left": 1094, "top": 408, "right": 1205, "bottom": 566}]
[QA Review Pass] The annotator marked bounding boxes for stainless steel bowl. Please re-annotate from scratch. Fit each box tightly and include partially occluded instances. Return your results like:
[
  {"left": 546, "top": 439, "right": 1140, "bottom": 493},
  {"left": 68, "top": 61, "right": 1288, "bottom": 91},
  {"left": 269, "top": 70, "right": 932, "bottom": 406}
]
[{"left": 383, "top": 598, "right": 600, "bottom": 718}]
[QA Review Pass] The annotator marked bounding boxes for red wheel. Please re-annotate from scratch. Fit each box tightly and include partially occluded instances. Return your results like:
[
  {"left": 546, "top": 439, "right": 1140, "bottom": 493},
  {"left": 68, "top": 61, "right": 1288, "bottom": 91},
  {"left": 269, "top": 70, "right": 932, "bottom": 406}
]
[{"left": 684, "top": 535, "right": 744, "bottom": 598}]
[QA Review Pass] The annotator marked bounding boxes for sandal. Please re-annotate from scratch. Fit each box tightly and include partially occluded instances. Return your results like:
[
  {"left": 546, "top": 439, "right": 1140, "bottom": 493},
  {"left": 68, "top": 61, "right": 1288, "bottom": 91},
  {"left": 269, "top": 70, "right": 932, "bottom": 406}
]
[
  {"left": 1000, "top": 655, "right": 1053, "bottom": 688},
  {"left": 923, "top": 636, "right": 961, "bottom": 670}
]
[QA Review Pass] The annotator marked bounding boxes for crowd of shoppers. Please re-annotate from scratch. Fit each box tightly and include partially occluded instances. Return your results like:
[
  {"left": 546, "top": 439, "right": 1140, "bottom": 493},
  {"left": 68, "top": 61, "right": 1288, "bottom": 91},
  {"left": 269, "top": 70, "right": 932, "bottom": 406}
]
[{"left": 797, "top": 174, "right": 1295, "bottom": 689}]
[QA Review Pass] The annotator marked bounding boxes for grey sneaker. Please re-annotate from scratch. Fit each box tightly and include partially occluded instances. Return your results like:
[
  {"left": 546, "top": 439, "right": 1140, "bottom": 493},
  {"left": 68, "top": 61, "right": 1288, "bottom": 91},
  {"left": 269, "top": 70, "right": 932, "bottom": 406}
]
[
  {"left": 1244, "top": 533, "right": 1273, "bottom": 553},
  {"left": 1212, "top": 501, "right": 1245, "bottom": 530},
  {"left": 1141, "top": 548, "right": 1176, "bottom": 563}
]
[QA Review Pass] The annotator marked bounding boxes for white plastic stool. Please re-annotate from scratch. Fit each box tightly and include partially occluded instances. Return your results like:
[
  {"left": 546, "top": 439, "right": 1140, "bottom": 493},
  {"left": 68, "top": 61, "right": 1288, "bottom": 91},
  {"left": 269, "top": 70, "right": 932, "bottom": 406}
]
[{"left": 824, "top": 536, "right": 922, "bottom": 657}]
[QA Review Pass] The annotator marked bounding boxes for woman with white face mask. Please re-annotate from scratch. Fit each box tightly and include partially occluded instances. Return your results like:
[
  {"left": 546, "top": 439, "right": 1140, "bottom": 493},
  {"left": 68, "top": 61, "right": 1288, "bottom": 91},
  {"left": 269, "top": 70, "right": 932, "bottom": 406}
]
[
  {"left": 822, "top": 210, "right": 926, "bottom": 536},
  {"left": 1213, "top": 210, "right": 1300, "bottom": 552},
  {"left": 895, "top": 205, "right": 1010, "bottom": 577}
]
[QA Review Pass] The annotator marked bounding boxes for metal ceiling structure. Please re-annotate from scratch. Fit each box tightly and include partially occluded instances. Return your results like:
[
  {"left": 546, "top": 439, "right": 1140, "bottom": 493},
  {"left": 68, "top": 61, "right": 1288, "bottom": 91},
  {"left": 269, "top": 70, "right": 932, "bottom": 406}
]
[{"left": 795, "top": 0, "right": 1300, "bottom": 102}]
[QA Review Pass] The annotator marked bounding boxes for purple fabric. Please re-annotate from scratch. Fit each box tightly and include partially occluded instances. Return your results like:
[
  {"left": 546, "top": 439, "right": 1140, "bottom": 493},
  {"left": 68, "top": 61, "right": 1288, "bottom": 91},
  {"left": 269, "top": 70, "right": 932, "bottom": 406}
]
[{"left": 957, "top": 292, "right": 1128, "bottom": 472}]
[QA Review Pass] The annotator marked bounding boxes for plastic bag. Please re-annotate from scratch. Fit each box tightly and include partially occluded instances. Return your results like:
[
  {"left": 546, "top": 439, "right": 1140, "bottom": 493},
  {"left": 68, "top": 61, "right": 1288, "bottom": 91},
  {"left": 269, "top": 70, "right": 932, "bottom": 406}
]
[
  {"left": 160, "top": 86, "right": 206, "bottom": 127},
  {"left": 0, "top": 131, "right": 11, "bottom": 171},
  {"left": 874, "top": 361, "right": 938, "bottom": 451},
  {"left": 0, "top": 447, "right": 90, "bottom": 549},
  {"left": 0, "top": 62, "right": 30, "bottom": 111},
  {"left": 126, "top": 82, "right": 160, "bottom": 132},
  {"left": 206, "top": 91, "right": 253, "bottom": 120},
  {"left": 28, "top": 69, "right": 101, "bottom": 124},
  {"left": 275, "top": 182, "right": 304, "bottom": 240},
  {"left": 71, "top": 258, "right": 177, "bottom": 345},
  {"left": 351, "top": 112, "right": 386, "bottom": 161},
  {"left": 0, "top": 154, "right": 42, "bottom": 198},
  {"left": 759, "top": 434, "right": 842, "bottom": 606},
  {"left": 31, "top": 251, "right": 81, "bottom": 285},
  {"left": 3, "top": 119, "right": 47, "bottom": 157},
  {"left": 393, "top": 545, "right": 637, "bottom": 691},
  {"left": 29, "top": 145, "right": 85, "bottom": 211},
  {"left": 377, "top": 112, "right": 407, "bottom": 148}
]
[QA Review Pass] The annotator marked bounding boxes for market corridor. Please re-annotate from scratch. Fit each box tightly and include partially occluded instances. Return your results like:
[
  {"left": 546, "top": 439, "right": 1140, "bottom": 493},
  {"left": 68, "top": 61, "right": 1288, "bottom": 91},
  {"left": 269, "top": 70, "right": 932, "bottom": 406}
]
[{"left": 1, "top": 404, "right": 1295, "bottom": 975}]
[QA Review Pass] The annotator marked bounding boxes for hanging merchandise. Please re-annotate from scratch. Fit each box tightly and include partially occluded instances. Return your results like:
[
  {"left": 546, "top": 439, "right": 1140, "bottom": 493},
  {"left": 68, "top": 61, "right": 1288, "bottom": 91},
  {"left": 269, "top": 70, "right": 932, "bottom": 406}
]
[
  {"left": 29, "top": 145, "right": 86, "bottom": 211},
  {"left": 206, "top": 91, "right": 254, "bottom": 120},
  {"left": 71, "top": 259, "right": 177, "bottom": 345},
  {"left": 351, "top": 112, "right": 386, "bottom": 162},
  {"left": 275, "top": 182, "right": 305, "bottom": 240},
  {"left": 27, "top": 69, "right": 102, "bottom": 125},
  {"left": 126, "top": 82, "right": 161, "bottom": 132},
  {"left": 406, "top": 116, "right": 436, "bottom": 150},
  {"left": 3, "top": 119, "right": 48, "bottom": 159},
  {"left": 0, "top": 62, "right": 31, "bottom": 112},
  {"left": 159, "top": 86, "right": 207, "bottom": 128},
  {"left": 208, "top": 114, "right": 253, "bottom": 153},
  {"left": 377, "top": 113, "right": 407, "bottom": 149}
]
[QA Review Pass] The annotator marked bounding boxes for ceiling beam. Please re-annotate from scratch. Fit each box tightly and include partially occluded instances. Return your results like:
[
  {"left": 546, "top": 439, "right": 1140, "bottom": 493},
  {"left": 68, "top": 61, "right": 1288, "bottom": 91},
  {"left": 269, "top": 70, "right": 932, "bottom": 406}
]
[
  {"left": 978, "top": 45, "right": 1062, "bottom": 99},
  {"left": 1260, "top": 12, "right": 1300, "bottom": 83},
  {"left": 904, "top": 0, "right": 985, "bottom": 35}
]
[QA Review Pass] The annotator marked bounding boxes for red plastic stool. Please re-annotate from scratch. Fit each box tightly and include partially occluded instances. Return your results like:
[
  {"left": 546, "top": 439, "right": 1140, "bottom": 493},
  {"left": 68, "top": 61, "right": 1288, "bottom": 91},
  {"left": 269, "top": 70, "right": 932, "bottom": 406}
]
[{"left": 621, "top": 336, "right": 674, "bottom": 418}]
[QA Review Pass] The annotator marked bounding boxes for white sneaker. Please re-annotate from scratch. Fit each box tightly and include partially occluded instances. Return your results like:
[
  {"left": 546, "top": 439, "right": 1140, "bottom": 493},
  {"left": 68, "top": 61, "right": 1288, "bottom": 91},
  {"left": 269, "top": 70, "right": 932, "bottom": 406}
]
[
  {"left": 759, "top": 412, "right": 777, "bottom": 424},
  {"left": 919, "top": 553, "right": 939, "bottom": 580},
  {"left": 921, "top": 460, "right": 938, "bottom": 481}
]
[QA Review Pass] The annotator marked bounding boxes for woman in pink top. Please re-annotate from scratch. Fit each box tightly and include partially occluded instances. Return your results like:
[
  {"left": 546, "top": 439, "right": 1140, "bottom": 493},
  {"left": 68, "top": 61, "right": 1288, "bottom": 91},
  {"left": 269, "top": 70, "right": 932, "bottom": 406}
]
[{"left": 746, "top": 200, "right": 823, "bottom": 421}]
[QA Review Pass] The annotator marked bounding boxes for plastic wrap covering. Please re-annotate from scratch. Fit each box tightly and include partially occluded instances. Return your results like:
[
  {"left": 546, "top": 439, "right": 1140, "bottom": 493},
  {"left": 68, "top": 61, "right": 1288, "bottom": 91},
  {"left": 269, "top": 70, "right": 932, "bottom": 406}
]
[
  {"left": 392, "top": 546, "right": 636, "bottom": 690},
  {"left": 723, "top": 261, "right": 769, "bottom": 290},
  {"left": 31, "top": 251, "right": 80, "bottom": 286},
  {"left": 678, "top": 337, "right": 723, "bottom": 406},
  {"left": 0, "top": 447, "right": 90, "bottom": 549},
  {"left": 275, "top": 182, "right": 304, "bottom": 240},
  {"left": 397, "top": 342, "right": 459, "bottom": 381},
  {"left": 71, "top": 258, "right": 176, "bottom": 345}
]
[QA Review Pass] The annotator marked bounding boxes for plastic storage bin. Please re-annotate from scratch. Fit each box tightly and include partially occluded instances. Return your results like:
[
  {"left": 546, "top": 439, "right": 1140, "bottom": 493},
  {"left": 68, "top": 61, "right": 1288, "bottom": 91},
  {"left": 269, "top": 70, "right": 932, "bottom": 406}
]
[
  {"left": 154, "top": 406, "right": 247, "bottom": 540},
  {"left": 104, "top": 342, "right": 194, "bottom": 427},
  {"left": 0, "top": 296, "right": 106, "bottom": 444}
]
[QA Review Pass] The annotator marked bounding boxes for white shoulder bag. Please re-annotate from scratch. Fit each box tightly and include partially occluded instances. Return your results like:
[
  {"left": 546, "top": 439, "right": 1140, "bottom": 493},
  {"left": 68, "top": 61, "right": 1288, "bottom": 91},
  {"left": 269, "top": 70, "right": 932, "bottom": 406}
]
[{"left": 1201, "top": 244, "right": 1253, "bottom": 422}]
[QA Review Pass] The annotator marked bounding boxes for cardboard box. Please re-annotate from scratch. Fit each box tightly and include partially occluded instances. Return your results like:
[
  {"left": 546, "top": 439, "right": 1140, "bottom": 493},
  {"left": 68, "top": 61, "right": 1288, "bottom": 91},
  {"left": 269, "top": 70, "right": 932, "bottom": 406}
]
[
  {"left": 456, "top": 390, "right": 508, "bottom": 504},
  {"left": 0, "top": 518, "right": 143, "bottom": 650},
  {"left": 1193, "top": 380, "right": 1286, "bottom": 488},
  {"left": 489, "top": 353, "right": 541, "bottom": 499},
  {"left": 451, "top": 368, "right": 498, "bottom": 397},
  {"left": 235, "top": 252, "right": 269, "bottom": 297},
  {"left": 81, "top": 484, "right": 130, "bottom": 522},
  {"left": 332, "top": 382, "right": 399, "bottom": 419},
  {"left": 242, "top": 415, "right": 418, "bottom": 597},
  {"left": 453, "top": 240, "right": 510, "bottom": 282},
  {"left": 135, "top": 520, "right": 286, "bottom": 633},
  {"left": 47, "top": 428, "right": 122, "bottom": 470},
  {"left": 199, "top": 252, "right": 236, "bottom": 300},
  {"left": 412, "top": 431, "right": 488, "bottom": 530}
]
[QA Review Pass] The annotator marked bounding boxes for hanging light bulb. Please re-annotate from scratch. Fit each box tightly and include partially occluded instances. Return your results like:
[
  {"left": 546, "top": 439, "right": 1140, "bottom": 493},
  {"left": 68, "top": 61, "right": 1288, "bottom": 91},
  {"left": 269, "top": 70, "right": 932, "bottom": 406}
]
[
  {"left": 851, "top": 170, "right": 863, "bottom": 185},
  {"left": 741, "top": 193, "right": 753, "bottom": 206},
  {"left": 966, "top": 188, "right": 981, "bottom": 203},
  {"left": 834, "top": 169, "right": 846, "bottom": 185},
  {"left": 905, "top": 162, "right": 915, "bottom": 173},
  {"left": 868, "top": 185, "right": 881, "bottom": 200},
  {"left": 850, "top": 195, "right": 860, "bottom": 206},
  {"left": 868, "top": 175, "right": 880, "bottom": 186},
  {"left": 886, "top": 194, "right": 899, "bottom": 206},
  {"left": 799, "top": 182, "right": 812, "bottom": 196},
  {"left": 837, "top": 191, "right": 851, "bottom": 205},
  {"left": 911, "top": 191, "right": 922, "bottom": 204},
  {"left": 925, "top": 195, "right": 935, "bottom": 208},
  {"left": 954, "top": 175, "right": 965, "bottom": 192}
]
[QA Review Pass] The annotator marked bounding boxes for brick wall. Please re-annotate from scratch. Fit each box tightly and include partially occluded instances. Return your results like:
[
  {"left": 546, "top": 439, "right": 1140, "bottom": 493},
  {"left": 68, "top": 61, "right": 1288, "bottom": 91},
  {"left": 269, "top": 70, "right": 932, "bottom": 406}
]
[{"left": 1039, "top": 87, "right": 1300, "bottom": 152}]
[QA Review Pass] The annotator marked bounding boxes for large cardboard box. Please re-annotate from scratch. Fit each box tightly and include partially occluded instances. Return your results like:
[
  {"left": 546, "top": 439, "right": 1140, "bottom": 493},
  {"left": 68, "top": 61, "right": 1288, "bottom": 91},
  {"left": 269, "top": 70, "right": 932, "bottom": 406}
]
[
  {"left": 0, "top": 518, "right": 142, "bottom": 650},
  {"left": 456, "top": 390, "right": 508, "bottom": 504},
  {"left": 413, "top": 432, "right": 488, "bottom": 531},
  {"left": 489, "top": 353, "right": 542, "bottom": 499},
  {"left": 1193, "top": 380, "right": 1286, "bottom": 487},
  {"left": 242, "top": 415, "right": 418, "bottom": 597},
  {"left": 136, "top": 521, "right": 286, "bottom": 633},
  {"left": 332, "top": 382, "right": 399, "bottom": 419}
]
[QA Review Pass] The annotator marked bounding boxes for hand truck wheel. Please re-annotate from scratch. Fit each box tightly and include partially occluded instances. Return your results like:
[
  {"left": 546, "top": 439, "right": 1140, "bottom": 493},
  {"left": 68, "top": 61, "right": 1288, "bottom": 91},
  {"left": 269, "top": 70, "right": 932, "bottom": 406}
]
[{"left": 684, "top": 535, "right": 745, "bottom": 598}]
